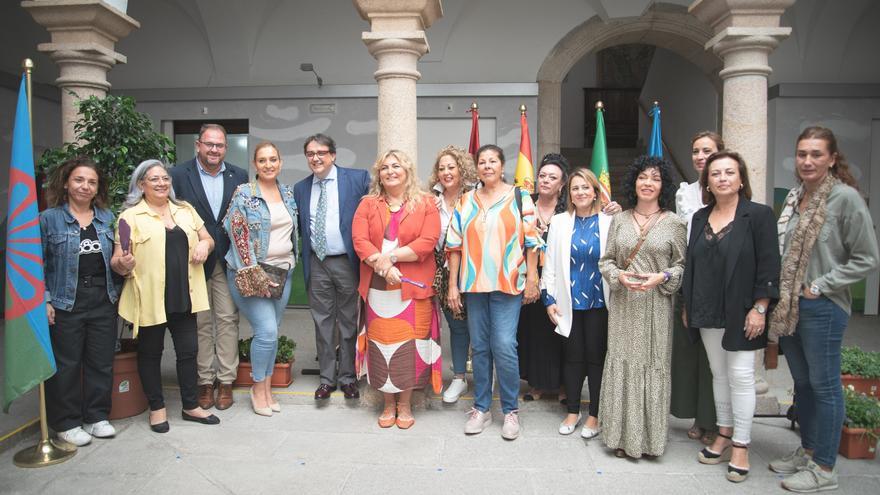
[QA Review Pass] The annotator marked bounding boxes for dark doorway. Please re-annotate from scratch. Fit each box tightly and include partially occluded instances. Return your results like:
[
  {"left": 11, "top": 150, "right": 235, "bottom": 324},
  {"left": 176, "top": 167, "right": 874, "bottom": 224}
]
[{"left": 584, "top": 88, "right": 641, "bottom": 148}]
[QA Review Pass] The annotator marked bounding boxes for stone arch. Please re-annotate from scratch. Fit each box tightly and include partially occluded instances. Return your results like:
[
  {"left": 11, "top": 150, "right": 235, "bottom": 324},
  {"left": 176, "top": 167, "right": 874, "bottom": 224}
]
[{"left": 536, "top": 5, "right": 722, "bottom": 157}]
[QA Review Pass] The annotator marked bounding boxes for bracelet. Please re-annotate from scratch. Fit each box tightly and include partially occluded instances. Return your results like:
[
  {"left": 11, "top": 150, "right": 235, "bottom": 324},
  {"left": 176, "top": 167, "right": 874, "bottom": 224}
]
[{"left": 662, "top": 271, "right": 671, "bottom": 283}]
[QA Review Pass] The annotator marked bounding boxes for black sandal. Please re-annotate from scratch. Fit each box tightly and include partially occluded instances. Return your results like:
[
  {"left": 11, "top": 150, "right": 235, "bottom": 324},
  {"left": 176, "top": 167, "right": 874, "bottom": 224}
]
[
  {"left": 726, "top": 444, "right": 749, "bottom": 483},
  {"left": 698, "top": 432, "right": 732, "bottom": 465}
]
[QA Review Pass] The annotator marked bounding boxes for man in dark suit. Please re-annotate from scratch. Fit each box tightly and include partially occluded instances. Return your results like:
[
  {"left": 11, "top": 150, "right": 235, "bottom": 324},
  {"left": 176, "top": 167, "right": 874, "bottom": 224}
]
[
  {"left": 170, "top": 123, "right": 248, "bottom": 410},
  {"left": 294, "top": 134, "right": 370, "bottom": 400}
]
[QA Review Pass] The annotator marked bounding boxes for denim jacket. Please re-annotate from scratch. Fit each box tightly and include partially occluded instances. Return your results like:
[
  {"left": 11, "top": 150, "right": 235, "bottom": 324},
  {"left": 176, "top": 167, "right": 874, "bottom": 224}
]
[
  {"left": 223, "top": 181, "right": 298, "bottom": 272},
  {"left": 39, "top": 204, "right": 119, "bottom": 311}
]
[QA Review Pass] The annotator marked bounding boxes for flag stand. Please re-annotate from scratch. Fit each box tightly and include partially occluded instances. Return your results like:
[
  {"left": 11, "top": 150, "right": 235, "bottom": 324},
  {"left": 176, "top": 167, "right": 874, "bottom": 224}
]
[
  {"left": 11, "top": 58, "right": 76, "bottom": 468},
  {"left": 13, "top": 384, "right": 76, "bottom": 467}
]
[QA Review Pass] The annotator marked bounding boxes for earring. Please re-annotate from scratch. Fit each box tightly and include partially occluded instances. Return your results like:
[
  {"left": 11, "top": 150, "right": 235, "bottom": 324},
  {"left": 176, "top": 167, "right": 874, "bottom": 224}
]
[
  {"left": 739, "top": 184, "right": 743, "bottom": 190},
  {"left": 706, "top": 186, "right": 711, "bottom": 192}
]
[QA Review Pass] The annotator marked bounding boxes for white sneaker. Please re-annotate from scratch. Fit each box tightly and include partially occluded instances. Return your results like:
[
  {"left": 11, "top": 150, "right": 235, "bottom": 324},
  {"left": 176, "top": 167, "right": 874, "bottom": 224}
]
[
  {"left": 443, "top": 378, "right": 468, "bottom": 403},
  {"left": 464, "top": 408, "right": 492, "bottom": 435},
  {"left": 502, "top": 411, "right": 521, "bottom": 440},
  {"left": 83, "top": 420, "right": 116, "bottom": 438},
  {"left": 57, "top": 426, "right": 92, "bottom": 446}
]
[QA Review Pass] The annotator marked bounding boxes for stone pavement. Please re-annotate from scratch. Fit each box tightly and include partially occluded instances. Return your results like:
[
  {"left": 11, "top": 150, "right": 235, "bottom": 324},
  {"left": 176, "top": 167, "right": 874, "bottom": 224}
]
[{"left": 1, "top": 309, "right": 878, "bottom": 494}]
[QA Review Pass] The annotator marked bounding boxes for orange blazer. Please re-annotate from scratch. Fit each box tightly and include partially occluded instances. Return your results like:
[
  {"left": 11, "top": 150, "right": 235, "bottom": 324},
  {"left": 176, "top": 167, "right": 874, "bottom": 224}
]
[{"left": 352, "top": 195, "right": 440, "bottom": 301}]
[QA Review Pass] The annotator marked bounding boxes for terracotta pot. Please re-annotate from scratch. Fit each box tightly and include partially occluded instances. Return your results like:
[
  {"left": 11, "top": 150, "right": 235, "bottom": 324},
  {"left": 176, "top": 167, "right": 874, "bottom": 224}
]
[
  {"left": 109, "top": 351, "right": 149, "bottom": 420},
  {"left": 838, "top": 426, "right": 879, "bottom": 459},
  {"left": 841, "top": 375, "right": 880, "bottom": 396},
  {"left": 234, "top": 360, "right": 294, "bottom": 388}
]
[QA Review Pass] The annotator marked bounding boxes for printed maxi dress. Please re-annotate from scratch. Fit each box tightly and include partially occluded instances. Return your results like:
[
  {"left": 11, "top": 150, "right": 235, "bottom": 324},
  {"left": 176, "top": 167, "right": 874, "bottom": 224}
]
[{"left": 597, "top": 211, "right": 686, "bottom": 457}]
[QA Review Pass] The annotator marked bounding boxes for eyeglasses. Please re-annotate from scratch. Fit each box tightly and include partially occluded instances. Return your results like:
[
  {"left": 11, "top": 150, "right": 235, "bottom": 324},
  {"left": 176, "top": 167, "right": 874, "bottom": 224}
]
[
  {"left": 198, "top": 141, "right": 226, "bottom": 150},
  {"left": 145, "top": 176, "right": 171, "bottom": 184},
  {"left": 305, "top": 150, "right": 331, "bottom": 159}
]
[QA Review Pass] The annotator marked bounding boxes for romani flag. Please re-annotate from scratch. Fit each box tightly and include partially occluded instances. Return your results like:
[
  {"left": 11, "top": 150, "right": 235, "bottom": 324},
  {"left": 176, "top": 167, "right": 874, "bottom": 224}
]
[
  {"left": 590, "top": 102, "right": 611, "bottom": 204},
  {"left": 467, "top": 102, "right": 480, "bottom": 159},
  {"left": 514, "top": 107, "right": 534, "bottom": 193},
  {"left": 648, "top": 101, "right": 663, "bottom": 158},
  {"left": 3, "top": 75, "right": 55, "bottom": 411}
]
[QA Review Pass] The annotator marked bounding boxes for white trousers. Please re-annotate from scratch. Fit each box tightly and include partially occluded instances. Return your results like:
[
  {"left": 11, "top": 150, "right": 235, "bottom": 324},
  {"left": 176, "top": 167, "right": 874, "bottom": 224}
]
[{"left": 699, "top": 328, "right": 756, "bottom": 445}]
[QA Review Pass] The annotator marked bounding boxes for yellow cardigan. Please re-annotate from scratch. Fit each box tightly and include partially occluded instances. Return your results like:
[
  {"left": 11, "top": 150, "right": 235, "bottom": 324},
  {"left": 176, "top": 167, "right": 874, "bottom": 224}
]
[{"left": 117, "top": 199, "right": 210, "bottom": 334}]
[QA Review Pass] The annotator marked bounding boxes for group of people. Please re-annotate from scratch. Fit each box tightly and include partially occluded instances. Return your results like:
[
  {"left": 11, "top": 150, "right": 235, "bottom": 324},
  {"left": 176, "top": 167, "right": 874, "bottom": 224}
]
[{"left": 39, "top": 123, "right": 877, "bottom": 492}]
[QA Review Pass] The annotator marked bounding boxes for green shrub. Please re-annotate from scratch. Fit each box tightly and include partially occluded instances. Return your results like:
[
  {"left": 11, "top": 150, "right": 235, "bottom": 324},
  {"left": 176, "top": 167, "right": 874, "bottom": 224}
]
[
  {"left": 238, "top": 335, "right": 296, "bottom": 364},
  {"left": 840, "top": 347, "right": 880, "bottom": 379},
  {"left": 844, "top": 386, "right": 880, "bottom": 440}
]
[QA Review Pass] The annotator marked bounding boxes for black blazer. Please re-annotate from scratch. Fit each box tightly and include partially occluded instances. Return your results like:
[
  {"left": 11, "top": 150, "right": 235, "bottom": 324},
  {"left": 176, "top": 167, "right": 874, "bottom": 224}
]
[
  {"left": 170, "top": 158, "right": 249, "bottom": 279},
  {"left": 682, "top": 198, "right": 781, "bottom": 351}
]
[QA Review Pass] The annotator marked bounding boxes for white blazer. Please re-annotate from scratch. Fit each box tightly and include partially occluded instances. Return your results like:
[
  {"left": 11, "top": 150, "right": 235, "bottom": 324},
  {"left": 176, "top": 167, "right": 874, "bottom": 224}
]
[{"left": 541, "top": 211, "right": 612, "bottom": 338}]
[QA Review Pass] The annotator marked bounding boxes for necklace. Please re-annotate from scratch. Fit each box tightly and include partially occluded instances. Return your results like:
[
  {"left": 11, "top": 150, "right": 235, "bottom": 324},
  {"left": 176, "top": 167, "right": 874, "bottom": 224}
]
[
  {"left": 633, "top": 207, "right": 661, "bottom": 217},
  {"left": 633, "top": 209, "right": 660, "bottom": 235}
]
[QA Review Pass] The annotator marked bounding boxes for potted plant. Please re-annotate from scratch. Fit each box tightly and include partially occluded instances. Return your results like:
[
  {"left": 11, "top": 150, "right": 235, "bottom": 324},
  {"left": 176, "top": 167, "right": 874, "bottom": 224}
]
[
  {"left": 39, "top": 94, "right": 176, "bottom": 419},
  {"left": 235, "top": 335, "right": 297, "bottom": 388},
  {"left": 840, "top": 346, "right": 880, "bottom": 396},
  {"left": 840, "top": 386, "right": 880, "bottom": 459}
]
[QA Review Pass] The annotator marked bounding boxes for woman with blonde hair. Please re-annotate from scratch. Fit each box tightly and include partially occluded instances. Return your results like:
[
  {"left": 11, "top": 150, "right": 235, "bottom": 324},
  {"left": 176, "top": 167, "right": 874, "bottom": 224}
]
[
  {"left": 428, "top": 145, "right": 477, "bottom": 403},
  {"left": 353, "top": 149, "right": 441, "bottom": 429},
  {"left": 542, "top": 168, "right": 612, "bottom": 438}
]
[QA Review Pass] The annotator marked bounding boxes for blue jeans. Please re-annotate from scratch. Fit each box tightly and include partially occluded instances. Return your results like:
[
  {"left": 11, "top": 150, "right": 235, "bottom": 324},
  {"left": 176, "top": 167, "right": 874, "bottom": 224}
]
[
  {"left": 443, "top": 307, "right": 470, "bottom": 375},
  {"left": 779, "top": 296, "right": 849, "bottom": 467},
  {"left": 465, "top": 291, "right": 523, "bottom": 414},
  {"left": 227, "top": 269, "right": 293, "bottom": 383}
]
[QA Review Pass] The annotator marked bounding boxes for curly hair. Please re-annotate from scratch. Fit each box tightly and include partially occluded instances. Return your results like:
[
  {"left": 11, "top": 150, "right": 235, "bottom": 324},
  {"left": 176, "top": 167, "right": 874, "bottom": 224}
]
[
  {"left": 366, "top": 149, "right": 427, "bottom": 211},
  {"left": 427, "top": 145, "right": 478, "bottom": 194},
  {"left": 537, "top": 153, "right": 571, "bottom": 214},
  {"left": 796, "top": 126, "right": 858, "bottom": 190},
  {"left": 621, "top": 155, "right": 678, "bottom": 210},
  {"left": 46, "top": 157, "right": 109, "bottom": 209}
]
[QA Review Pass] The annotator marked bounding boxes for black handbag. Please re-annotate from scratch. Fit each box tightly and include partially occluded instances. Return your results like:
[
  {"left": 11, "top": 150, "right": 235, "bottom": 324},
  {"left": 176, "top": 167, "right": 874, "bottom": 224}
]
[{"left": 258, "top": 262, "right": 290, "bottom": 300}]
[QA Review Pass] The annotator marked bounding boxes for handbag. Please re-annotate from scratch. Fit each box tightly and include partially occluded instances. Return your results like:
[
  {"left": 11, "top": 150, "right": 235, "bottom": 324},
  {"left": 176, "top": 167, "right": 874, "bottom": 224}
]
[
  {"left": 235, "top": 262, "right": 290, "bottom": 300},
  {"left": 433, "top": 194, "right": 466, "bottom": 320}
]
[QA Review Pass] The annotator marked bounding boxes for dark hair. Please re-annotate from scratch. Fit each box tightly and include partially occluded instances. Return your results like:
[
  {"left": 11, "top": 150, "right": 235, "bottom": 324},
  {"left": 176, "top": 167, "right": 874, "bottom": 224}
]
[
  {"left": 538, "top": 153, "right": 570, "bottom": 214},
  {"left": 691, "top": 130, "right": 725, "bottom": 151},
  {"left": 303, "top": 133, "right": 336, "bottom": 154},
  {"left": 700, "top": 150, "right": 752, "bottom": 205},
  {"left": 621, "top": 155, "right": 677, "bottom": 210},
  {"left": 796, "top": 126, "right": 858, "bottom": 190},
  {"left": 476, "top": 144, "right": 505, "bottom": 165},
  {"left": 199, "top": 123, "right": 227, "bottom": 140},
  {"left": 46, "top": 157, "right": 108, "bottom": 209}
]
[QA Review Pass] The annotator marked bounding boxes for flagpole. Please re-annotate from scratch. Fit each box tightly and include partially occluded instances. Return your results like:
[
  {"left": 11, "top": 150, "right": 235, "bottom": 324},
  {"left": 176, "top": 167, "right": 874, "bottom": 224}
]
[{"left": 13, "top": 58, "right": 77, "bottom": 468}]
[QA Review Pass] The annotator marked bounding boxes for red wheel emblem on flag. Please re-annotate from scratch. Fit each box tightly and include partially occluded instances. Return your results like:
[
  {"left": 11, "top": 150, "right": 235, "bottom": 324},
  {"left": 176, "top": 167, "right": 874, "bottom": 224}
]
[{"left": 5, "top": 168, "right": 45, "bottom": 319}]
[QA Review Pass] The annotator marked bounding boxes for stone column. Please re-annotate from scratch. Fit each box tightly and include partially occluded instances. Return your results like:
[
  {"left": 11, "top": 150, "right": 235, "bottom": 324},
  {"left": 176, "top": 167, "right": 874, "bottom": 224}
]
[
  {"left": 537, "top": 80, "right": 562, "bottom": 159},
  {"left": 22, "top": 0, "right": 140, "bottom": 144},
  {"left": 690, "top": 0, "right": 794, "bottom": 204},
  {"left": 355, "top": 0, "right": 442, "bottom": 162}
]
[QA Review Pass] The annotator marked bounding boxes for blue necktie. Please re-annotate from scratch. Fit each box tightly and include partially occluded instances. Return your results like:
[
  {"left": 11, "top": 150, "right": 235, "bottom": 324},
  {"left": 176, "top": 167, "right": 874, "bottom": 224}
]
[{"left": 314, "top": 179, "right": 328, "bottom": 260}]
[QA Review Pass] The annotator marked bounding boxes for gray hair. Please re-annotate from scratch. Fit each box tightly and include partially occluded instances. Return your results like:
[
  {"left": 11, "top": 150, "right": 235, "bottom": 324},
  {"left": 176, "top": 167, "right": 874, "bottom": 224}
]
[{"left": 122, "top": 159, "right": 182, "bottom": 210}]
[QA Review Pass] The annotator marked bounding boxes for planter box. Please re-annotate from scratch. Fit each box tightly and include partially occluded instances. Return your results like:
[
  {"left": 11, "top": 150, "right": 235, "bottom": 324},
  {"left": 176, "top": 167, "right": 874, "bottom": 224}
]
[
  {"left": 109, "top": 350, "right": 148, "bottom": 420},
  {"left": 841, "top": 375, "right": 880, "bottom": 396},
  {"left": 839, "top": 427, "right": 879, "bottom": 459},
  {"left": 234, "top": 360, "right": 294, "bottom": 388}
]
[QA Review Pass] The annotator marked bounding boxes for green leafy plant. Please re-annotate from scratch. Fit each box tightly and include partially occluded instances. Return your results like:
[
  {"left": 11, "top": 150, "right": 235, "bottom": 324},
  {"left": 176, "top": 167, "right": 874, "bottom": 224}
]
[
  {"left": 844, "top": 386, "right": 880, "bottom": 440},
  {"left": 238, "top": 335, "right": 296, "bottom": 364},
  {"left": 37, "top": 93, "right": 176, "bottom": 213},
  {"left": 841, "top": 346, "right": 880, "bottom": 379}
]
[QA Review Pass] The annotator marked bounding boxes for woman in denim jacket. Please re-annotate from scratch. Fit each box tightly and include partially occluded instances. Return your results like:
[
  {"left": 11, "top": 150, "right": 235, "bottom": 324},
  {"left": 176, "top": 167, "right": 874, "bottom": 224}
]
[
  {"left": 224, "top": 141, "right": 298, "bottom": 416},
  {"left": 40, "top": 157, "right": 119, "bottom": 447}
]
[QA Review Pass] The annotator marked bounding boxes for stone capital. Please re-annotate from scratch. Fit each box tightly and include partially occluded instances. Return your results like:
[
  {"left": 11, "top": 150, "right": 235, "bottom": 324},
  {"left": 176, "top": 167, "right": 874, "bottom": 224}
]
[
  {"left": 362, "top": 32, "right": 429, "bottom": 81},
  {"left": 689, "top": 0, "right": 796, "bottom": 31},
  {"left": 706, "top": 26, "right": 791, "bottom": 78},
  {"left": 22, "top": 0, "right": 140, "bottom": 49},
  {"left": 354, "top": 0, "right": 442, "bottom": 32}
]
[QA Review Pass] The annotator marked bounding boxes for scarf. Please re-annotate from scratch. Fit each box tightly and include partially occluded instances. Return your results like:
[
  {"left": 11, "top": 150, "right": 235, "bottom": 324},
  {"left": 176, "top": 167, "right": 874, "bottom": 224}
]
[{"left": 769, "top": 174, "right": 838, "bottom": 340}]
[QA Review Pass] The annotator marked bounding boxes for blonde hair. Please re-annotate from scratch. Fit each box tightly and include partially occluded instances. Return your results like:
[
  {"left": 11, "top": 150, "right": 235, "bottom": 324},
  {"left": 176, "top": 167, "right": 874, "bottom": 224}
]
[
  {"left": 367, "top": 149, "right": 427, "bottom": 211},
  {"left": 427, "top": 145, "right": 478, "bottom": 193},
  {"left": 566, "top": 167, "right": 605, "bottom": 216}
]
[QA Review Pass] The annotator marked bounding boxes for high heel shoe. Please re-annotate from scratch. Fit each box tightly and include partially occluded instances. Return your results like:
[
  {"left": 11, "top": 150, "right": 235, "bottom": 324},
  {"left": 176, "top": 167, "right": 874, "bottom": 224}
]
[
  {"left": 726, "top": 444, "right": 750, "bottom": 483},
  {"left": 698, "top": 432, "right": 732, "bottom": 465},
  {"left": 250, "top": 387, "right": 272, "bottom": 417},
  {"left": 396, "top": 403, "right": 414, "bottom": 429},
  {"left": 268, "top": 393, "right": 281, "bottom": 413}
]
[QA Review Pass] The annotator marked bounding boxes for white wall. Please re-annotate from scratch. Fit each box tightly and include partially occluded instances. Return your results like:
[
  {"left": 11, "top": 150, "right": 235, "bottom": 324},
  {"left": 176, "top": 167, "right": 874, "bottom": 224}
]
[{"left": 560, "top": 53, "right": 598, "bottom": 149}]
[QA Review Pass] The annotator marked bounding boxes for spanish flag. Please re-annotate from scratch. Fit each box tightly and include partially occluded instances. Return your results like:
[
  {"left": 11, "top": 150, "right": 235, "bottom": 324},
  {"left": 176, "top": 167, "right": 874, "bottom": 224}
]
[{"left": 514, "top": 105, "right": 534, "bottom": 193}]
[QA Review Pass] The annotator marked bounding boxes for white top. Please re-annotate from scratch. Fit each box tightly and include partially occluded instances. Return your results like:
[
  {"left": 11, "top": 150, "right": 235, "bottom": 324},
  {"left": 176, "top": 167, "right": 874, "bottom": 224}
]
[
  {"left": 434, "top": 183, "right": 455, "bottom": 251},
  {"left": 265, "top": 200, "right": 294, "bottom": 266},
  {"left": 675, "top": 180, "right": 704, "bottom": 240}
]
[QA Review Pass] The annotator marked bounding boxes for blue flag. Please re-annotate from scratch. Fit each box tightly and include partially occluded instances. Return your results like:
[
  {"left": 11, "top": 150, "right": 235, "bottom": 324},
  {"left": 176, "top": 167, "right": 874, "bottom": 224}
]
[
  {"left": 648, "top": 102, "right": 663, "bottom": 158},
  {"left": 3, "top": 75, "right": 55, "bottom": 412}
]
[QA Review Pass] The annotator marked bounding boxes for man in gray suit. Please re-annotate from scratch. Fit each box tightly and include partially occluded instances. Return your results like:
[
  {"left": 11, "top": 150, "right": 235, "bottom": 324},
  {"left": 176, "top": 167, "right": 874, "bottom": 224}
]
[
  {"left": 293, "top": 134, "right": 369, "bottom": 400},
  {"left": 170, "top": 124, "right": 248, "bottom": 410}
]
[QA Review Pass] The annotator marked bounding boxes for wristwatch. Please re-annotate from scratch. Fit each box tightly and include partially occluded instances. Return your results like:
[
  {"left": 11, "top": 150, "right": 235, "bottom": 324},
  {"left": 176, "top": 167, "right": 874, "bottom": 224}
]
[
  {"left": 809, "top": 283, "right": 821, "bottom": 296},
  {"left": 752, "top": 303, "right": 766, "bottom": 315},
  {"left": 389, "top": 253, "right": 398, "bottom": 265}
]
